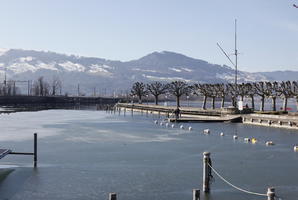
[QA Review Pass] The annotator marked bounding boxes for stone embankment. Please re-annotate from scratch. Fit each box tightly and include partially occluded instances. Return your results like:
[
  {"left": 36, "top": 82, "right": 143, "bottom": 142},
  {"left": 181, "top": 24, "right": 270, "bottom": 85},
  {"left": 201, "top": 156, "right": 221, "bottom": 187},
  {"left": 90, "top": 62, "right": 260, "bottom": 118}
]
[{"left": 242, "top": 113, "right": 298, "bottom": 130}]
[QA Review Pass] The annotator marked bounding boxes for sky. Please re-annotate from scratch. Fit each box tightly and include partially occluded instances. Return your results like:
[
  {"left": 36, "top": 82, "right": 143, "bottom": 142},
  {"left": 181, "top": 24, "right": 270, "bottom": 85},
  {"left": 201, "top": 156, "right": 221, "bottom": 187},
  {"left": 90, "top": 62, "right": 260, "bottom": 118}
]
[{"left": 0, "top": 0, "right": 297, "bottom": 72}]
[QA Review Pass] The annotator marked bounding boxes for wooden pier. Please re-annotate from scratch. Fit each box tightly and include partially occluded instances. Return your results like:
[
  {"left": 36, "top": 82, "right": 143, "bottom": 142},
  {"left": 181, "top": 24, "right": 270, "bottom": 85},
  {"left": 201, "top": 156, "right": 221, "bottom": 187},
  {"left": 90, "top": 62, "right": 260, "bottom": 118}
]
[
  {"left": 116, "top": 103, "right": 238, "bottom": 116},
  {"left": 0, "top": 133, "right": 38, "bottom": 168},
  {"left": 116, "top": 103, "right": 298, "bottom": 129},
  {"left": 168, "top": 115, "right": 242, "bottom": 123}
]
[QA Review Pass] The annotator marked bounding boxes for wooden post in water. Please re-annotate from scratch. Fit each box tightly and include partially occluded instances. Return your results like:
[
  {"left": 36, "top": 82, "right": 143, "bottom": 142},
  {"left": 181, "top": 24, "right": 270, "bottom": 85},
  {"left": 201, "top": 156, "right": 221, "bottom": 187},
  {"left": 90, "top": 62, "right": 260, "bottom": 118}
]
[
  {"left": 146, "top": 109, "right": 148, "bottom": 117},
  {"left": 34, "top": 133, "right": 37, "bottom": 168},
  {"left": 109, "top": 193, "right": 117, "bottom": 200},
  {"left": 193, "top": 189, "right": 200, "bottom": 200},
  {"left": 203, "top": 152, "right": 211, "bottom": 193},
  {"left": 267, "top": 187, "right": 275, "bottom": 200}
]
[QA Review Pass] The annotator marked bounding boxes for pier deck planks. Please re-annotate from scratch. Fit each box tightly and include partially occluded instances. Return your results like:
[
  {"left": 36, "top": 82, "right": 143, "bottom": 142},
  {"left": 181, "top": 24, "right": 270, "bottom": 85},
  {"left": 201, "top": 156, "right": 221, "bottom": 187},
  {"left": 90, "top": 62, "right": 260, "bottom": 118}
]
[{"left": 0, "top": 149, "right": 11, "bottom": 159}]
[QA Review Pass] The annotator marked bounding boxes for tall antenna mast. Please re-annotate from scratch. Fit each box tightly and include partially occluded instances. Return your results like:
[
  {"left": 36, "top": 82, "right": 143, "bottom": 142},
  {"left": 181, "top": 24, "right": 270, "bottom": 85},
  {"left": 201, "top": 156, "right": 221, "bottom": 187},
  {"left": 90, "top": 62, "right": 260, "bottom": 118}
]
[
  {"left": 217, "top": 19, "right": 239, "bottom": 86},
  {"left": 4, "top": 66, "right": 7, "bottom": 86},
  {"left": 234, "top": 19, "right": 238, "bottom": 86}
]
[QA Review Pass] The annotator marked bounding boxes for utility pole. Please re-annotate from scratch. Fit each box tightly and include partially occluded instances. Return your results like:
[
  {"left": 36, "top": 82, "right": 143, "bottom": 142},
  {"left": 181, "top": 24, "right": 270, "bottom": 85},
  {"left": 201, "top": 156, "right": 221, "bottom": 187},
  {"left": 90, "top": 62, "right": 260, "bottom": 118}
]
[{"left": 77, "top": 84, "right": 80, "bottom": 96}]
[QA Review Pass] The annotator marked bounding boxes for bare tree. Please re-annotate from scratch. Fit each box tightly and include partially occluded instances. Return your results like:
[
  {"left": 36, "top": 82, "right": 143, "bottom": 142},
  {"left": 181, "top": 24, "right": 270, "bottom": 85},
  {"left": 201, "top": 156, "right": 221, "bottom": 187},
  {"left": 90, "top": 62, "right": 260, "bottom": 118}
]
[
  {"left": 265, "top": 82, "right": 279, "bottom": 111},
  {"left": 167, "top": 81, "right": 189, "bottom": 108},
  {"left": 253, "top": 82, "right": 267, "bottom": 111},
  {"left": 51, "top": 76, "right": 62, "bottom": 96},
  {"left": 237, "top": 83, "right": 249, "bottom": 101},
  {"left": 194, "top": 84, "right": 209, "bottom": 109},
  {"left": 245, "top": 83, "right": 256, "bottom": 110},
  {"left": 293, "top": 81, "right": 298, "bottom": 111},
  {"left": 278, "top": 81, "right": 292, "bottom": 112},
  {"left": 131, "top": 82, "right": 147, "bottom": 104},
  {"left": 215, "top": 83, "right": 227, "bottom": 108},
  {"left": 32, "top": 76, "right": 50, "bottom": 96},
  {"left": 206, "top": 84, "right": 217, "bottom": 109},
  {"left": 227, "top": 83, "right": 238, "bottom": 107},
  {"left": 147, "top": 82, "right": 168, "bottom": 105}
]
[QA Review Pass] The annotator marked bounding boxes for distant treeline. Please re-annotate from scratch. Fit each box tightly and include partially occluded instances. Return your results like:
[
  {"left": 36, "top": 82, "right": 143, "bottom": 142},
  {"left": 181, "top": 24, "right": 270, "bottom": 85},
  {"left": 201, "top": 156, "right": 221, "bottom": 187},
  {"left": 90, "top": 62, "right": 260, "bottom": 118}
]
[
  {"left": 0, "top": 96, "right": 120, "bottom": 106},
  {"left": 130, "top": 81, "right": 298, "bottom": 111}
]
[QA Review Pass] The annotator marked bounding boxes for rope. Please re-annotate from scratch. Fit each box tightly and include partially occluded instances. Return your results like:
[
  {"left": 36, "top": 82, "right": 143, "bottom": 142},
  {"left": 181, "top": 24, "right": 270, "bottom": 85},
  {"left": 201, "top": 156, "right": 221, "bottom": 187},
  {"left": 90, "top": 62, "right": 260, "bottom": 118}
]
[{"left": 208, "top": 163, "right": 267, "bottom": 197}]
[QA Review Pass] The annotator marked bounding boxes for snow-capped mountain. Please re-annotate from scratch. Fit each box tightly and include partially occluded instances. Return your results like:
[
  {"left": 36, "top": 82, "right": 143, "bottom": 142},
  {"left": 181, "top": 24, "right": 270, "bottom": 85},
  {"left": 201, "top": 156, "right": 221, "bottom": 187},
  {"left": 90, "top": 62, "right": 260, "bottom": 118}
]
[{"left": 0, "top": 49, "right": 295, "bottom": 95}]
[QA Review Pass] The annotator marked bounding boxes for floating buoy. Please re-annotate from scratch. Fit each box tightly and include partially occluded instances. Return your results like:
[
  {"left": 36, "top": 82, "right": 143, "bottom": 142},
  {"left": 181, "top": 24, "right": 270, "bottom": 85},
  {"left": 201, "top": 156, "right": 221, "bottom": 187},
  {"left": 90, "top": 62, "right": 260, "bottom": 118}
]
[
  {"left": 266, "top": 141, "right": 274, "bottom": 146},
  {"left": 251, "top": 138, "right": 257, "bottom": 144},
  {"left": 294, "top": 145, "right": 298, "bottom": 152},
  {"left": 171, "top": 124, "right": 175, "bottom": 128},
  {"left": 233, "top": 135, "right": 238, "bottom": 140},
  {"left": 160, "top": 122, "right": 164, "bottom": 126},
  {"left": 165, "top": 123, "right": 169, "bottom": 127},
  {"left": 244, "top": 138, "right": 251, "bottom": 142},
  {"left": 154, "top": 120, "right": 158, "bottom": 124},
  {"left": 203, "top": 129, "right": 210, "bottom": 134},
  {"left": 180, "top": 125, "right": 184, "bottom": 129},
  {"left": 188, "top": 126, "right": 193, "bottom": 131},
  {"left": 220, "top": 132, "right": 224, "bottom": 136}
]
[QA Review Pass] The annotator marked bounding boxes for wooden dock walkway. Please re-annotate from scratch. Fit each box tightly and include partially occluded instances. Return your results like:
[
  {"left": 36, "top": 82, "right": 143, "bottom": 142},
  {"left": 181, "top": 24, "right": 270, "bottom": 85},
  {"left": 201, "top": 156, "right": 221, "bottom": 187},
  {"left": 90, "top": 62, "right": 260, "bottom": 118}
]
[
  {"left": 116, "top": 103, "right": 238, "bottom": 116},
  {"left": 0, "top": 149, "right": 11, "bottom": 159},
  {"left": 168, "top": 115, "right": 242, "bottom": 123}
]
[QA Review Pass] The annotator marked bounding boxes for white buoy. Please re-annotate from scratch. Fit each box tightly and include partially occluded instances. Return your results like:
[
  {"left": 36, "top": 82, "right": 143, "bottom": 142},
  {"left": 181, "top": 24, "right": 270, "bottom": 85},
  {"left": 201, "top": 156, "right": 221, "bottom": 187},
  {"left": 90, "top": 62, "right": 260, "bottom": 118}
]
[
  {"left": 294, "top": 145, "right": 298, "bottom": 152},
  {"left": 203, "top": 129, "right": 210, "bottom": 134},
  {"left": 220, "top": 132, "right": 224, "bottom": 136},
  {"left": 188, "top": 126, "right": 193, "bottom": 131},
  {"left": 171, "top": 124, "right": 175, "bottom": 128},
  {"left": 233, "top": 135, "right": 238, "bottom": 140},
  {"left": 165, "top": 123, "right": 169, "bottom": 127},
  {"left": 244, "top": 138, "right": 251, "bottom": 142},
  {"left": 160, "top": 122, "right": 164, "bottom": 126},
  {"left": 154, "top": 120, "right": 158, "bottom": 124},
  {"left": 180, "top": 125, "right": 184, "bottom": 129},
  {"left": 266, "top": 141, "right": 274, "bottom": 146}
]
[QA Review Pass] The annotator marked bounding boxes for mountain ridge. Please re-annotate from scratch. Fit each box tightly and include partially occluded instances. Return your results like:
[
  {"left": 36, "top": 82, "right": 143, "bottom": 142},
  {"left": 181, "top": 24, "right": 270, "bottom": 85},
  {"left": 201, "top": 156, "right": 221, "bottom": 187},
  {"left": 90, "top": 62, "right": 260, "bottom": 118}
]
[{"left": 0, "top": 48, "right": 296, "bottom": 95}]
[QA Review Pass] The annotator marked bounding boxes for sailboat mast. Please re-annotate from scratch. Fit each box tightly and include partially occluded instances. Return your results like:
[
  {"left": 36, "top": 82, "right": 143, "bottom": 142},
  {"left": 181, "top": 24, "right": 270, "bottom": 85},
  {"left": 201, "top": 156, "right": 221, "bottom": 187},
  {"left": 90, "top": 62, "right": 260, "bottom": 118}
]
[{"left": 234, "top": 19, "right": 238, "bottom": 86}]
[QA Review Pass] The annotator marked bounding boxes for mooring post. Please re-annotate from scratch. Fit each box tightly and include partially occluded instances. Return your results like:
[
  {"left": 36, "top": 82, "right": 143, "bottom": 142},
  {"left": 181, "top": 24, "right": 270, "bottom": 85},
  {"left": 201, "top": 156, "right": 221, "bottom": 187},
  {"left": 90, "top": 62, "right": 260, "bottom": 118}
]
[
  {"left": 109, "top": 193, "right": 117, "bottom": 200},
  {"left": 34, "top": 133, "right": 37, "bottom": 168},
  {"left": 203, "top": 152, "right": 211, "bottom": 193},
  {"left": 267, "top": 187, "right": 275, "bottom": 200},
  {"left": 193, "top": 189, "right": 200, "bottom": 200}
]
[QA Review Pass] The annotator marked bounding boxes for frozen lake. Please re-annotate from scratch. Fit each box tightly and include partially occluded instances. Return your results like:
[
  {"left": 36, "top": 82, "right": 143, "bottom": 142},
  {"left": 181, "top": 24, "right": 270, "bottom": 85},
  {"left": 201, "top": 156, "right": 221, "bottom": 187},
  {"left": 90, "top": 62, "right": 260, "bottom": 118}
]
[{"left": 0, "top": 109, "right": 297, "bottom": 200}]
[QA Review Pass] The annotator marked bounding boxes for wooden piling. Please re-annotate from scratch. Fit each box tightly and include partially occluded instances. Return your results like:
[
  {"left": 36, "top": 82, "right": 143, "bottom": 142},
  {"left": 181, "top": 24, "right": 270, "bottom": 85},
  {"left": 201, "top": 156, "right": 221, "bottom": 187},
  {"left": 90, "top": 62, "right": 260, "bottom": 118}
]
[
  {"left": 193, "top": 189, "right": 200, "bottom": 200},
  {"left": 203, "top": 152, "right": 211, "bottom": 193},
  {"left": 34, "top": 133, "right": 37, "bottom": 168},
  {"left": 267, "top": 187, "right": 275, "bottom": 200},
  {"left": 109, "top": 193, "right": 117, "bottom": 200}
]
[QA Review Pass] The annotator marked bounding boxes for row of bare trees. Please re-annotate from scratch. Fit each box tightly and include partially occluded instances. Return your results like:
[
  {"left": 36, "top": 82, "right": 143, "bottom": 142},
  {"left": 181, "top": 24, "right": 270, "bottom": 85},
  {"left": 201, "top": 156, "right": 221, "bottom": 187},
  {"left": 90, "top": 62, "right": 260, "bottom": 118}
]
[
  {"left": 0, "top": 81, "right": 18, "bottom": 96},
  {"left": 32, "top": 76, "right": 62, "bottom": 96},
  {"left": 131, "top": 81, "right": 298, "bottom": 111}
]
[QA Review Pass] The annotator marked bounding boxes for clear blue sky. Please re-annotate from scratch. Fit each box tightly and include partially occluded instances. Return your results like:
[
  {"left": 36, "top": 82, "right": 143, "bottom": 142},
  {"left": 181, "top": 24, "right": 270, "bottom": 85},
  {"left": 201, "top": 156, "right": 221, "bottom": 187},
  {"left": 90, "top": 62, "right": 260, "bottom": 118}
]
[{"left": 0, "top": 0, "right": 297, "bottom": 72}]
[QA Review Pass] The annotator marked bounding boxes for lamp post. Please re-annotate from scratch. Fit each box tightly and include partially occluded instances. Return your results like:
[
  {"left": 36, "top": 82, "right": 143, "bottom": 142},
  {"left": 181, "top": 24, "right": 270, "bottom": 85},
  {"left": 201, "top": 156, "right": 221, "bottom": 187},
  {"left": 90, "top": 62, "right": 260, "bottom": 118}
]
[
  {"left": 165, "top": 95, "right": 168, "bottom": 106},
  {"left": 146, "top": 94, "right": 149, "bottom": 105},
  {"left": 187, "top": 95, "right": 190, "bottom": 107}
]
